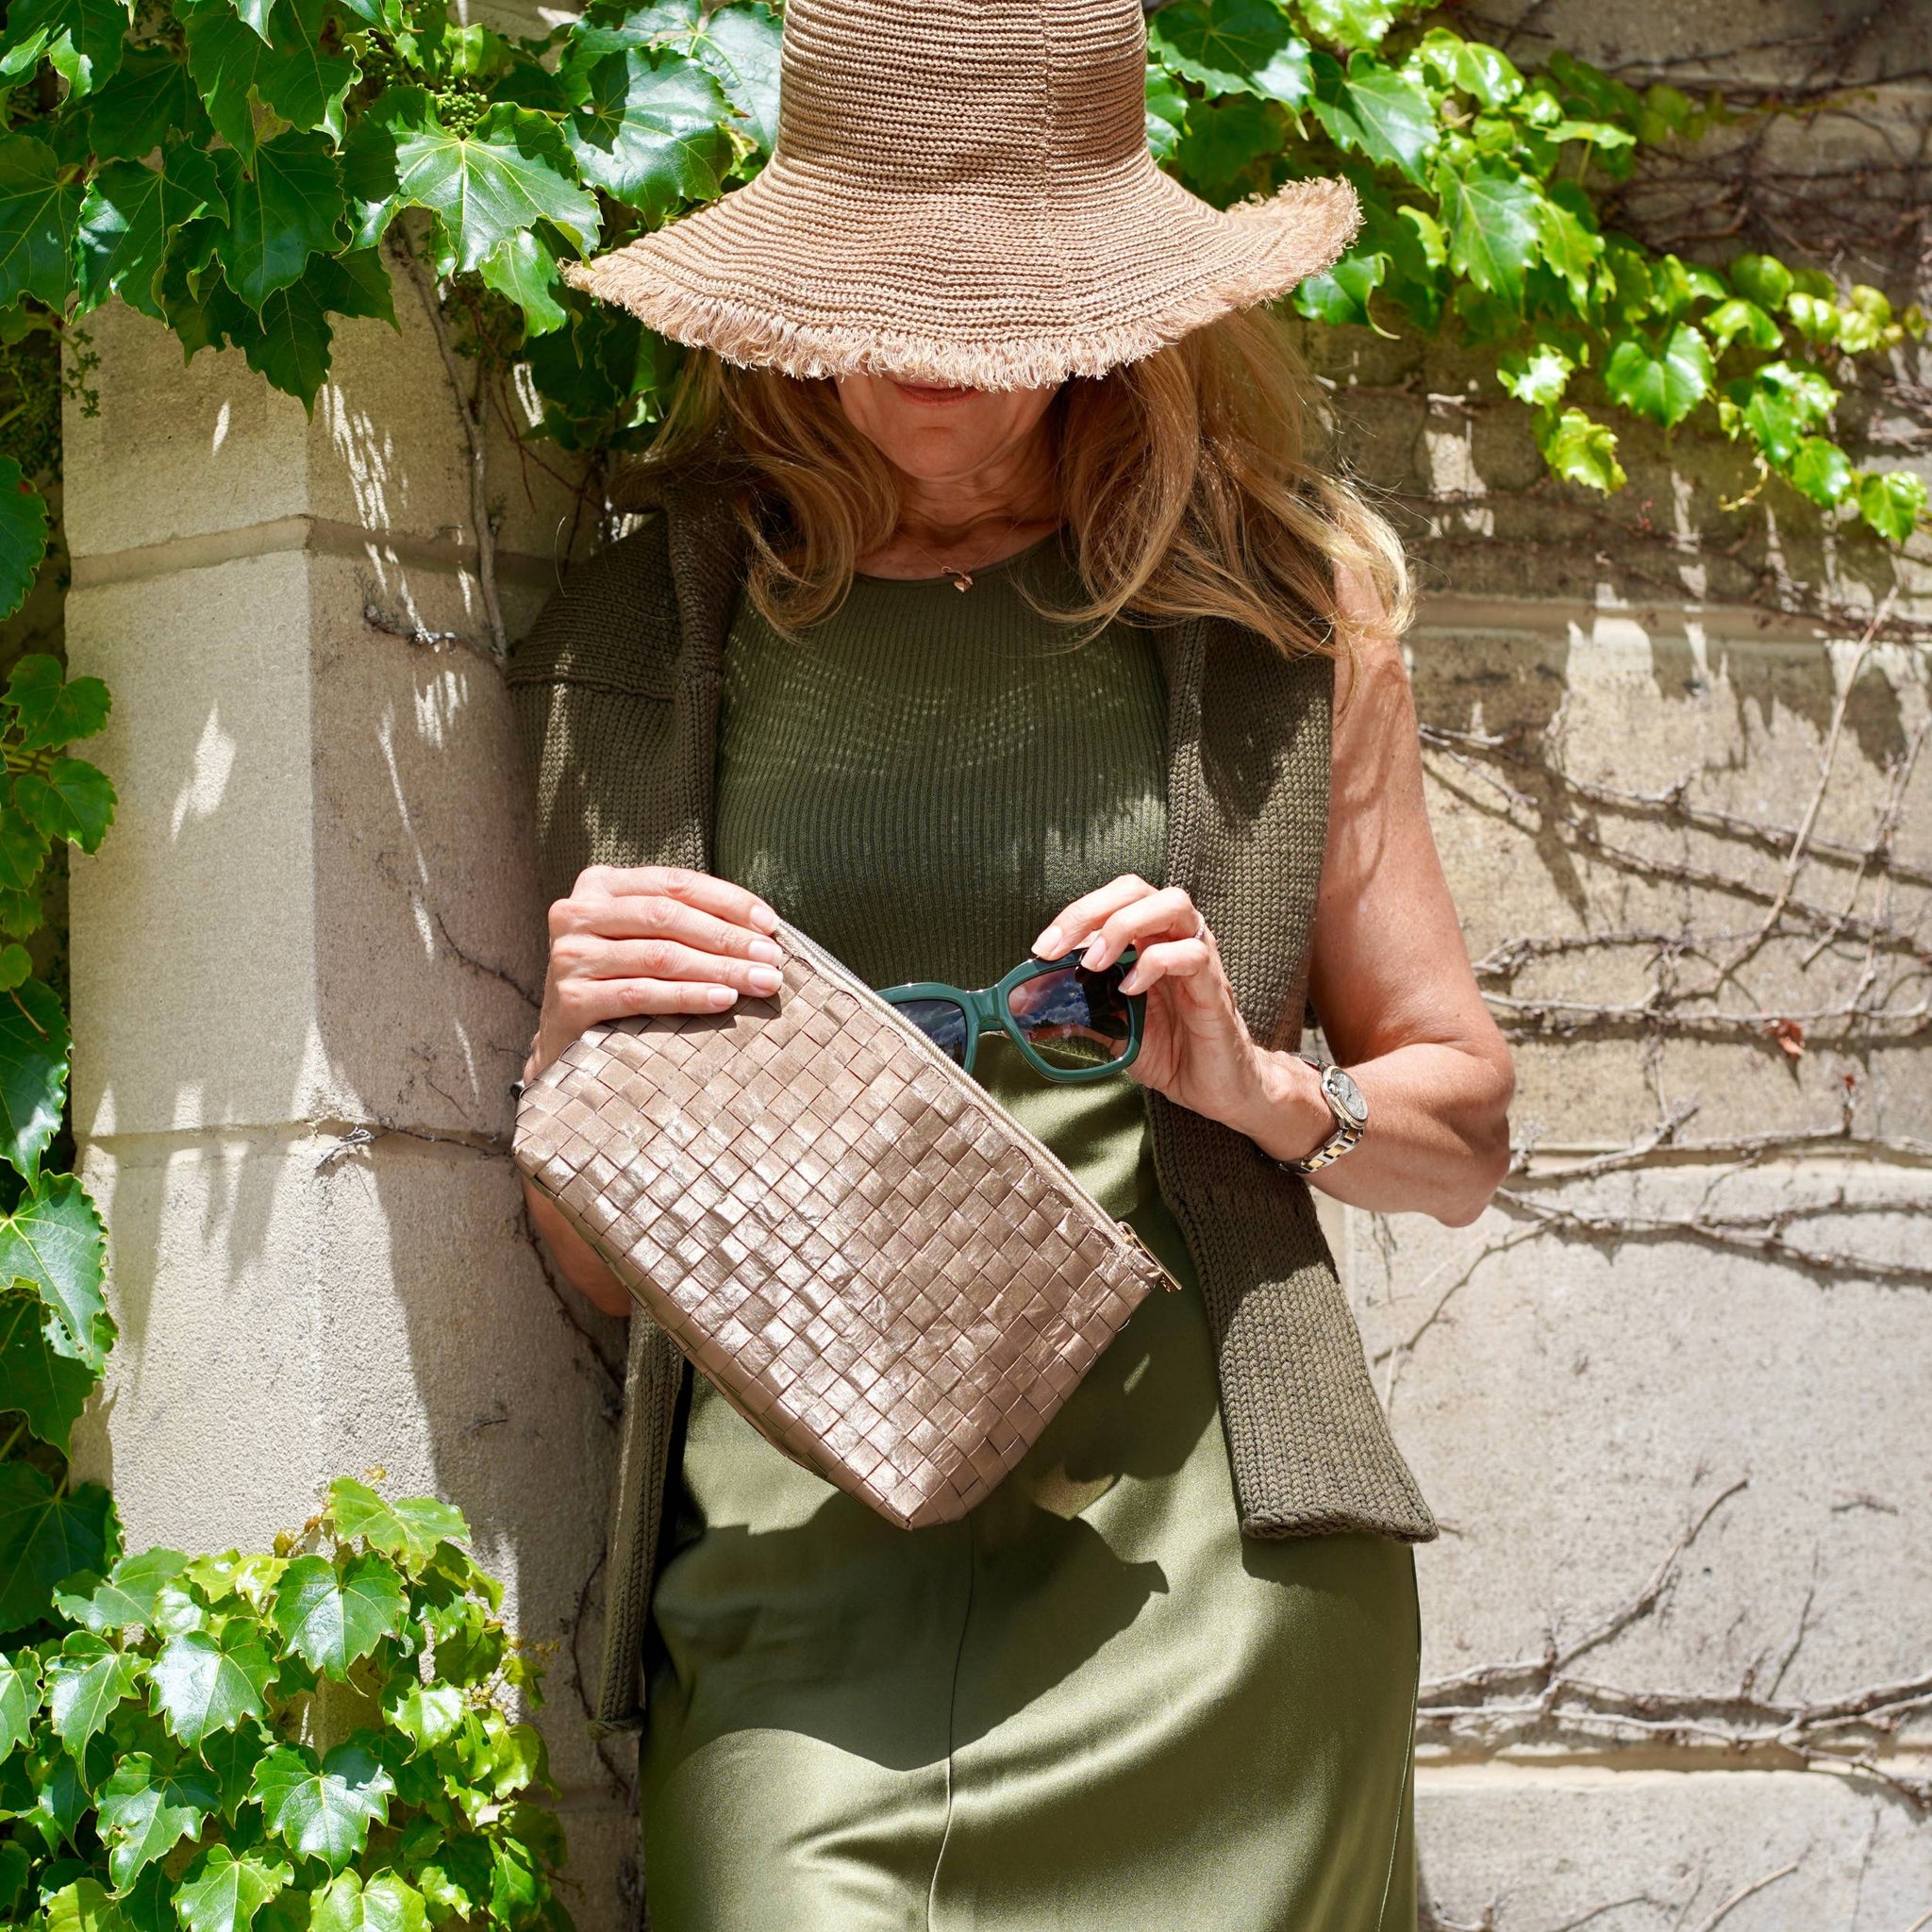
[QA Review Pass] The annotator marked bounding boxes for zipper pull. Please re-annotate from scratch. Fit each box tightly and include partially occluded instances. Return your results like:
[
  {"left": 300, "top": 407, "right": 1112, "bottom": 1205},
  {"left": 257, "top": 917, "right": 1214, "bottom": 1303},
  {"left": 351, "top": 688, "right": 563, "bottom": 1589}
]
[{"left": 1118, "top": 1220, "right": 1183, "bottom": 1292}]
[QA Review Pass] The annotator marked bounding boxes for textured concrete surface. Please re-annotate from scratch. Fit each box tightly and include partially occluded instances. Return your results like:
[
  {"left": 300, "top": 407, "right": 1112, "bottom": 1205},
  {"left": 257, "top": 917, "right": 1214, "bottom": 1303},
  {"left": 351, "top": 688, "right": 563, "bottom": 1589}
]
[
  {"left": 1340, "top": 1165, "right": 1932, "bottom": 1702},
  {"left": 1416, "top": 1763, "right": 1932, "bottom": 1930}
]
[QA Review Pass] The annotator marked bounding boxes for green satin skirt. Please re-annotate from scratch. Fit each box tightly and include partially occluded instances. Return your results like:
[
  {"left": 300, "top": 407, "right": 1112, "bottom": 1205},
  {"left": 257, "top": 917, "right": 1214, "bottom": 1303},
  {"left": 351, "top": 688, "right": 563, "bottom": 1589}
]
[{"left": 638, "top": 1052, "right": 1421, "bottom": 1931}]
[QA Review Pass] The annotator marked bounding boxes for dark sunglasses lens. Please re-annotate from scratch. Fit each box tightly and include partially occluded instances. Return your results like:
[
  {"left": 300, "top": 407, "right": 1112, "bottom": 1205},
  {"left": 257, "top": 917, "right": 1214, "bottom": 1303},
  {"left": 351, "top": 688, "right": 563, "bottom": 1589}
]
[
  {"left": 1006, "top": 965, "right": 1133, "bottom": 1070},
  {"left": 896, "top": 997, "right": 971, "bottom": 1066}
]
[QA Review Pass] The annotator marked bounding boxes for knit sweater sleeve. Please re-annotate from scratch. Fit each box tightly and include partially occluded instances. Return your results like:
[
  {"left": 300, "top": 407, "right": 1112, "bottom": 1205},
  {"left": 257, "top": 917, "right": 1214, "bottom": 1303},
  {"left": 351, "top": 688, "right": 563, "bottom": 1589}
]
[{"left": 506, "top": 513, "right": 684, "bottom": 906}]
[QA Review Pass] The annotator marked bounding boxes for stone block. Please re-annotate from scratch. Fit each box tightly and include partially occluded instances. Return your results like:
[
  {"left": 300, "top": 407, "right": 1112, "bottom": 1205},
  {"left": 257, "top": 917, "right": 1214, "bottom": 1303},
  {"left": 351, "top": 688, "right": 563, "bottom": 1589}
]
[
  {"left": 67, "top": 549, "right": 546, "bottom": 1141},
  {"left": 66, "top": 553, "right": 322, "bottom": 1139},
  {"left": 63, "top": 288, "right": 586, "bottom": 570},
  {"left": 1416, "top": 1763, "right": 1932, "bottom": 1931},
  {"left": 1406, "top": 612, "right": 1932, "bottom": 1146},
  {"left": 1337, "top": 1165, "right": 1932, "bottom": 1702},
  {"left": 310, "top": 551, "right": 547, "bottom": 1139}
]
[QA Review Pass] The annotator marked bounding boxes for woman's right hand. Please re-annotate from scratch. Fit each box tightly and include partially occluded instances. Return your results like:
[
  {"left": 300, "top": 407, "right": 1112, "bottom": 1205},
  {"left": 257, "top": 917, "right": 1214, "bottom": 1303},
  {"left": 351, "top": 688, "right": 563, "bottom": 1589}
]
[{"left": 525, "top": 864, "right": 784, "bottom": 1084}]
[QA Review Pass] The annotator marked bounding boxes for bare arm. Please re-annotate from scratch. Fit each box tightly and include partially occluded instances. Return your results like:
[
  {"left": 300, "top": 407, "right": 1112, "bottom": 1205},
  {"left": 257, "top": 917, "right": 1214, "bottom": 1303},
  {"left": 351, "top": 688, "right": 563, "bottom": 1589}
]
[
  {"left": 1264, "top": 582, "right": 1514, "bottom": 1224},
  {"left": 1047, "top": 576, "right": 1513, "bottom": 1228}
]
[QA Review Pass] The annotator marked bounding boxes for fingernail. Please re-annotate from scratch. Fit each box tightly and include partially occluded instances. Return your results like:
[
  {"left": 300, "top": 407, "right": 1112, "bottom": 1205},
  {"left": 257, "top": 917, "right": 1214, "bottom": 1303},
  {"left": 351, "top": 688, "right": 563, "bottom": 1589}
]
[
  {"left": 1034, "top": 925, "right": 1063, "bottom": 958},
  {"left": 746, "top": 964, "right": 782, "bottom": 995},
  {"left": 1081, "top": 936, "right": 1108, "bottom": 968},
  {"left": 708, "top": 986, "right": 738, "bottom": 1008},
  {"left": 747, "top": 938, "right": 783, "bottom": 965},
  {"left": 1118, "top": 967, "right": 1142, "bottom": 994},
  {"left": 750, "top": 902, "right": 780, "bottom": 934}
]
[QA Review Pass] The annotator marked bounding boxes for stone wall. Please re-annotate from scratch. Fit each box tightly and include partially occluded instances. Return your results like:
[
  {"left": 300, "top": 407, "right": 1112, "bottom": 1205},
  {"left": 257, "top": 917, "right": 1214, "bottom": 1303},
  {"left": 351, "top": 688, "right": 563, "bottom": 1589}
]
[
  {"left": 61, "top": 275, "right": 639, "bottom": 1923},
  {"left": 58, "top": 4, "right": 1932, "bottom": 1928}
]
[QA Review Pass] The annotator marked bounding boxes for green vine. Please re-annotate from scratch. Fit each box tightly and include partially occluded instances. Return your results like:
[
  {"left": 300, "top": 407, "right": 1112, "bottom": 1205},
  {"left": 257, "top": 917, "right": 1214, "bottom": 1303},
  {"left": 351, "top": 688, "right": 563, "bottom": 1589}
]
[
  {"left": 0, "top": 1477, "right": 569, "bottom": 1930},
  {"left": 0, "top": 0, "right": 1922, "bottom": 1924}
]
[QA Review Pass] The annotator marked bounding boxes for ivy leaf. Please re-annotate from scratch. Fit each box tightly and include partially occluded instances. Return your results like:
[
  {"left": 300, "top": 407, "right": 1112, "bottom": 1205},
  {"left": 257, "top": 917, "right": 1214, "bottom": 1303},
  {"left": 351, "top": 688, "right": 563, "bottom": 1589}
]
[
  {"left": 1722, "top": 359, "right": 1838, "bottom": 466},
  {"left": 326, "top": 1480, "right": 468, "bottom": 1572},
  {"left": 175, "top": 1844, "right": 293, "bottom": 1932},
  {"left": 180, "top": 0, "right": 358, "bottom": 158},
  {"left": 478, "top": 228, "right": 569, "bottom": 336},
  {"left": 1173, "top": 92, "right": 1283, "bottom": 204},
  {"left": 83, "top": 49, "right": 213, "bottom": 159},
  {"left": 1150, "top": 0, "right": 1310, "bottom": 106},
  {"left": 0, "top": 136, "right": 78, "bottom": 310},
  {"left": 0, "top": 1465, "right": 115, "bottom": 1634},
  {"left": 1538, "top": 406, "right": 1626, "bottom": 492},
  {"left": 0, "top": 1290, "right": 97, "bottom": 1451},
  {"left": 217, "top": 131, "right": 347, "bottom": 311},
  {"left": 0, "top": 463, "right": 49, "bottom": 630},
  {"left": 1296, "top": 0, "right": 1401, "bottom": 49},
  {"left": 75, "top": 146, "right": 227, "bottom": 321},
  {"left": 98, "top": 1753, "right": 218, "bottom": 1888},
  {"left": 1536, "top": 185, "right": 1600, "bottom": 308},
  {"left": 42, "top": 1879, "right": 134, "bottom": 1932},
  {"left": 1705, "top": 296, "right": 1781, "bottom": 358},
  {"left": 1440, "top": 158, "right": 1539, "bottom": 304},
  {"left": 250, "top": 1739, "right": 395, "bottom": 1872},
  {"left": 200, "top": 1720, "right": 269, "bottom": 1822},
  {"left": 0, "top": 793, "right": 49, "bottom": 897},
  {"left": 271, "top": 1551, "right": 407, "bottom": 1677},
  {"left": 150, "top": 1622, "right": 275, "bottom": 1747},
  {"left": 52, "top": 1549, "right": 188, "bottom": 1634},
  {"left": 211, "top": 245, "right": 396, "bottom": 408},
  {"left": 1415, "top": 26, "right": 1523, "bottom": 108},
  {"left": 0, "top": 1171, "right": 109, "bottom": 1363},
  {"left": 1497, "top": 341, "right": 1574, "bottom": 408},
  {"left": 383, "top": 1682, "right": 463, "bottom": 1754},
  {"left": 566, "top": 47, "right": 732, "bottom": 219},
  {"left": 1787, "top": 438, "right": 1854, "bottom": 508},
  {"left": 362, "top": 94, "right": 601, "bottom": 275},
  {"left": 691, "top": 2, "right": 782, "bottom": 153},
  {"left": 0, "top": 1648, "right": 42, "bottom": 1761},
  {"left": 1292, "top": 247, "right": 1388, "bottom": 329},
  {"left": 12, "top": 758, "right": 117, "bottom": 855},
  {"left": 1604, "top": 323, "right": 1712, "bottom": 429},
  {"left": 1857, "top": 469, "right": 1926, "bottom": 544},
  {"left": 1311, "top": 51, "right": 1436, "bottom": 182},
  {"left": 7, "top": 656, "right": 112, "bottom": 750},
  {"left": 45, "top": 1631, "right": 142, "bottom": 1757},
  {"left": 1728, "top": 251, "right": 1792, "bottom": 311},
  {"left": 311, "top": 1869, "right": 428, "bottom": 1932},
  {"left": 410, "top": 1835, "right": 491, "bottom": 1922},
  {"left": 1145, "top": 68, "right": 1190, "bottom": 164},
  {"left": 0, "top": 0, "right": 131, "bottom": 95}
]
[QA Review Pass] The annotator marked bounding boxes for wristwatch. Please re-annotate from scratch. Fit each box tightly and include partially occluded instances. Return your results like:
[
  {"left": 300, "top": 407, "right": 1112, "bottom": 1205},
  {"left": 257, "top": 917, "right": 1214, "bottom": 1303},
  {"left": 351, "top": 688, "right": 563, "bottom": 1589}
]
[{"left": 1278, "top": 1055, "right": 1368, "bottom": 1174}]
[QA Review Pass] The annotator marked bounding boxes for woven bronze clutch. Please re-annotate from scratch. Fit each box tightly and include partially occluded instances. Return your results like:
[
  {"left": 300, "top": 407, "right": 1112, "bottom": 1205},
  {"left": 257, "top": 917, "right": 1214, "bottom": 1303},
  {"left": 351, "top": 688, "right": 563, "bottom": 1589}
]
[{"left": 513, "top": 922, "right": 1174, "bottom": 1530}]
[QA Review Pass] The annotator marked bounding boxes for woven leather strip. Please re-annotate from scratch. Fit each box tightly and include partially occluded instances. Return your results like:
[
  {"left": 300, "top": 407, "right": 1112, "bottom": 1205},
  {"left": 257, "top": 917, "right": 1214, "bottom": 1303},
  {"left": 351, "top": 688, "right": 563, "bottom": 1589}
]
[{"left": 514, "top": 924, "right": 1162, "bottom": 1532}]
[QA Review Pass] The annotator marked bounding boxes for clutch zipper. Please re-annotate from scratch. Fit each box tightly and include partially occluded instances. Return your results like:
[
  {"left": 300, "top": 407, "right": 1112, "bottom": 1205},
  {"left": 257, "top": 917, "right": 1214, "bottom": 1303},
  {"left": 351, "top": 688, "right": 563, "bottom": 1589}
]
[{"left": 775, "top": 920, "right": 1181, "bottom": 1294}]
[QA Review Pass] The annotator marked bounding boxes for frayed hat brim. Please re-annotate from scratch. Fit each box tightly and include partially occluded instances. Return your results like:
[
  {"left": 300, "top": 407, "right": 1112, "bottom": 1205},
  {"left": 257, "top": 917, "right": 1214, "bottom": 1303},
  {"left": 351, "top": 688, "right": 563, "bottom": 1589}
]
[{"left": 563, "top": 165, "right": 1361, "bottom": 391}]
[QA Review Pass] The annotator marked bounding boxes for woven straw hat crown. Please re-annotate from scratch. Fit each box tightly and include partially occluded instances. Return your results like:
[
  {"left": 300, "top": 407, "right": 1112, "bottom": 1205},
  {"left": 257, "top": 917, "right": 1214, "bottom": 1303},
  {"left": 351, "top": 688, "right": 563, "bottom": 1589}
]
[{"left": 567, "top": 0, "right": 1361, "bottom": 389}]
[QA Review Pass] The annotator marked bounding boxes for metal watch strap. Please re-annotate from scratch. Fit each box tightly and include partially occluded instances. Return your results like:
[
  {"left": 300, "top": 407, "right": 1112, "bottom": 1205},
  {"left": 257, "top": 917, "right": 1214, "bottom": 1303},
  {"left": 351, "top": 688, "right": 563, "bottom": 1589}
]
[{"left": 1277, "top": 1054, "right": 1365, "bottom": 1177}]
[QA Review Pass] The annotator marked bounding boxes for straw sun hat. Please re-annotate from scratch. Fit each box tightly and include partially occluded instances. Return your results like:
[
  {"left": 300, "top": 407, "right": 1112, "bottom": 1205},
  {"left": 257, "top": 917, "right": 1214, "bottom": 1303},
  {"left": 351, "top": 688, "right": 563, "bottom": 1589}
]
[{"left": 564, "top": 0, "right": 1361, "bottom": 391}]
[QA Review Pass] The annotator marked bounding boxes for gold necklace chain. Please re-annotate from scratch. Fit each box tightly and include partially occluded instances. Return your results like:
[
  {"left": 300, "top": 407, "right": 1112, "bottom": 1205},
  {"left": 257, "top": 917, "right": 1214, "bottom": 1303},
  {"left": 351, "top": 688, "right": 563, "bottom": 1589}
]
[{"left": 899, "top": 518, "right": 1024, "bottom": 592}]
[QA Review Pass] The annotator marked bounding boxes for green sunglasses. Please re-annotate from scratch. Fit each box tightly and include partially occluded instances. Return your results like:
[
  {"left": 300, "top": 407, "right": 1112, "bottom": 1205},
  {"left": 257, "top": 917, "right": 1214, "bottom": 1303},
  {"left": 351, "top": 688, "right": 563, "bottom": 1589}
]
[{"left": 879, "top": 950, "right": 1144, "bottom": 1082}]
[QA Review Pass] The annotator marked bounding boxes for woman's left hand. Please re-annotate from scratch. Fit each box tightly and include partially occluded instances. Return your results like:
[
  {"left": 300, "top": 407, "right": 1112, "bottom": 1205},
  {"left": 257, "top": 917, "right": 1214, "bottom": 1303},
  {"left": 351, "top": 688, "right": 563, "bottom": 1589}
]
[{"left": 1033, "top": 875, "right": 1327, "bottom": 1153}]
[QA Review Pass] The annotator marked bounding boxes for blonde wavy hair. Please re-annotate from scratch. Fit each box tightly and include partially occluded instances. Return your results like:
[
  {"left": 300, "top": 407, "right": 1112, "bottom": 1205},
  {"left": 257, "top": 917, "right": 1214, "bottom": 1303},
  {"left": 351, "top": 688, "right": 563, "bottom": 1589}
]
[{"left": 627, "top": 306, "right": 1411, "bottom": 658}]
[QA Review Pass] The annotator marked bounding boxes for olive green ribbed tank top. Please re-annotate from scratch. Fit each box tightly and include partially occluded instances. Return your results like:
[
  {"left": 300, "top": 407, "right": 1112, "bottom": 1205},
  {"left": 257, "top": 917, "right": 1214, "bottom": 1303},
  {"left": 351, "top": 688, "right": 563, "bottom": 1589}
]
[{"left": 712, "top": 536, "right": 1168, "bottom": 996}]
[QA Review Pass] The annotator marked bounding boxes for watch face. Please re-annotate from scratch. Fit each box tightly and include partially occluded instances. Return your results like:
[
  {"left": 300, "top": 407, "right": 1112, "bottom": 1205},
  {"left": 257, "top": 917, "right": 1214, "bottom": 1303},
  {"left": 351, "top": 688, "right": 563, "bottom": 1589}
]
[{"left": 1324, "top": 1066, "right": 1368, "bottom": 1126}]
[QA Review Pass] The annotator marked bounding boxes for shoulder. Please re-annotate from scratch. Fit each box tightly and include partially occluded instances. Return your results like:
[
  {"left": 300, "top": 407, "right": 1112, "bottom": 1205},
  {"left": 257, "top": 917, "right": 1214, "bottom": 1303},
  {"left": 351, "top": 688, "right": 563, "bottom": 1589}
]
[
  {"left": 1329, "top": 565, "right": 1411, "bottom": 732},
  {"left": 506, "top": 511, "right": 679, "bottom": 701}
]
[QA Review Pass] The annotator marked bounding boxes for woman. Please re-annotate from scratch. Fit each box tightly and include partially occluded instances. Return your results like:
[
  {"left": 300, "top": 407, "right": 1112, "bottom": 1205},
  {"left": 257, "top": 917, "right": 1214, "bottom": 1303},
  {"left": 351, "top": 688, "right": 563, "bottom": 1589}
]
[{"left": 511, "top": 0, "right": 1513, "bottom": 1925}]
